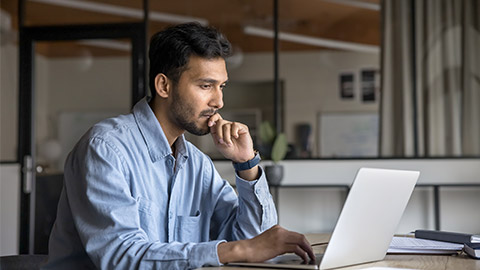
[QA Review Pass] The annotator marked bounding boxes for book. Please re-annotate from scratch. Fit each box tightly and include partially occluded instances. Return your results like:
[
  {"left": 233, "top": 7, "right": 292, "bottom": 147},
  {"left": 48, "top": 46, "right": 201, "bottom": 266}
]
[
  {"left": 415, "top": 230, "right": 480, "bottom": 244},
  {"left": 464, "top": 243, "right": 480, "bottom": 259},
  {"left": 472, "top": 235, "right": 480, "bottom": 243},
  {"left": 387, "top": 236, "right": 463, "bottom": 255}
]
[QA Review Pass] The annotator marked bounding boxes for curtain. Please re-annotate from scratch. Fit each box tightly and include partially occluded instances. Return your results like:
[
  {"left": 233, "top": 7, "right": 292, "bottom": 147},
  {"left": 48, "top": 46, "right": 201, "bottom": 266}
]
[{"left": 380, "top": 0, "right": 480, "bottom": 157}]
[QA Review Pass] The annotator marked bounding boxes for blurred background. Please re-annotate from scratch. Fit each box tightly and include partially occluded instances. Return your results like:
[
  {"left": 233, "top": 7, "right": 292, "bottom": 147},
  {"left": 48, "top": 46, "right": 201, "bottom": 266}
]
[{"left": 1, "top": 0, "right": 478, "bottom": 257}]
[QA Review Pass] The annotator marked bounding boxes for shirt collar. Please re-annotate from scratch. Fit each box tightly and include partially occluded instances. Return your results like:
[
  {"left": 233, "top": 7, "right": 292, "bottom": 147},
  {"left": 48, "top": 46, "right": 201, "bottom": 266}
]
[
  {"left": 133, "top": 97, "right": 188, "bottom": 162},
  {"left": 174, "top": 134, "right": 189, "bottom": 169},
  {"left": 174, "top": 134, "right": 188, "bottom": 160}
]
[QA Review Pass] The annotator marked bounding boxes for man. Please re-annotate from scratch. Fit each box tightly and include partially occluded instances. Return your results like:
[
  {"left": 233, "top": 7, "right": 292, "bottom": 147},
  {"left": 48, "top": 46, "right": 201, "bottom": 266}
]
[{"left": 45, "top": 23, "right": 314, "bottom": 269}]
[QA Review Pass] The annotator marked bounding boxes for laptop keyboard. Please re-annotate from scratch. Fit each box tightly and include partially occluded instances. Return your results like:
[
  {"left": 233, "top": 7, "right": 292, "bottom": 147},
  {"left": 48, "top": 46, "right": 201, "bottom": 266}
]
[{"left": 267, "top": 253, "right": 324, "bottom": 266}]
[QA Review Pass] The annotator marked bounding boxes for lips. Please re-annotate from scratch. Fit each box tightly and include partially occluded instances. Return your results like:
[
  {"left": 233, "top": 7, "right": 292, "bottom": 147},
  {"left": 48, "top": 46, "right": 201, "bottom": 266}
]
[{"left": 201, "top": 110, "right": 217, "bottom": 118}]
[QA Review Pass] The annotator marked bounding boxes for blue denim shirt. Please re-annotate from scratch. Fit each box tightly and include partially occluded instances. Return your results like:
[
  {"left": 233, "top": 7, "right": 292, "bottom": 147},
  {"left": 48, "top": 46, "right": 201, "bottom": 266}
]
[{"left": 44, "top": 98, "right": 277, "bottom": 269}]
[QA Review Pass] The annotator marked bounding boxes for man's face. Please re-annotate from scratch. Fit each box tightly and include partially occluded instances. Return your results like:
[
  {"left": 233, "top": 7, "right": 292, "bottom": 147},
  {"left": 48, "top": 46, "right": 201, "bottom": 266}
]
[{"left": 169, "top": 55, "right": 228, "bottom": 136}]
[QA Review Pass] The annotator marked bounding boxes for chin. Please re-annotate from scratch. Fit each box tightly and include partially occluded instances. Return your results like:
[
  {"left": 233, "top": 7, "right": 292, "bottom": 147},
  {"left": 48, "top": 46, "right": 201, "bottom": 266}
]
[
  {"left": 189, "top": 130, "right": 210, "bottom": 136},
  {"left": 195, "top": 121, "right": 210, "bottom": 136},
  {"left": 186, "top": 124, "right": 210, "bottom": 136},
  {"left": 197, "top": 127, "right": 210, "bottom": 136}
]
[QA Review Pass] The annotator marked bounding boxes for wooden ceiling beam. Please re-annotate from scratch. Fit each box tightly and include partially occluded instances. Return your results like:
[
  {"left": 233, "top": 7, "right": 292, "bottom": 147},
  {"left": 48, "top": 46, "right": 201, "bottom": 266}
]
[{"left": 1, "top": 0, "right": 381, "bottom": 57}]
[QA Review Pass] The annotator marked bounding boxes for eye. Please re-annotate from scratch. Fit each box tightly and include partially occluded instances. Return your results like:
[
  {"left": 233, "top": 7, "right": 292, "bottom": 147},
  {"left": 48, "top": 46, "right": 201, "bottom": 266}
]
[
  {"left": 200, "top": 84, "right": 212, "bottom": 90},
  {"left": 220, "top": 83, "right": 227, "bottom": 90}
]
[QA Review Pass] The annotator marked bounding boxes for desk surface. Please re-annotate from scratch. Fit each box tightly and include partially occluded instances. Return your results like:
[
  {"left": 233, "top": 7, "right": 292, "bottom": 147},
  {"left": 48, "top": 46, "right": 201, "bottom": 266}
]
[{"left": 198, "top": 234, "right": 480, "bottom": 270}]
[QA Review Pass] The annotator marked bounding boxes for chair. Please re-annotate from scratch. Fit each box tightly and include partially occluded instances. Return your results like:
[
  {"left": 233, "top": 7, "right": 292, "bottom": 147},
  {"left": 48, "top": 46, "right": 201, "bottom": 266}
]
[{"left": 0, "top": 255, "right": 48, "bottom": 270}]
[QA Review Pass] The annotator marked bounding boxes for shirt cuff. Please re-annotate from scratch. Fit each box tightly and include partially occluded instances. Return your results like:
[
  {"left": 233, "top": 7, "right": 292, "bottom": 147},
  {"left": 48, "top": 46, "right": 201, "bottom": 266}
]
[
  {"left": 234, "top": 165, "right": 263, "bottom": 182},
  {"left": 190, "top": 240, "right": 227, "bottom": 267},
  {"left": 235, "top": 167, "right": 270, "bottom": 205},
  {"left": 234, "top": 163, "right": 263, "bottom": 183}
]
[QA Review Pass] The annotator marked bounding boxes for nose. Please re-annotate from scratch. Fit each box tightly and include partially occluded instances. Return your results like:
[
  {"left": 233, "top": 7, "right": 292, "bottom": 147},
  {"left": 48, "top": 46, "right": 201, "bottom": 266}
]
[{"left": 209, "top": 87, "right": 224, "bottom": 110}]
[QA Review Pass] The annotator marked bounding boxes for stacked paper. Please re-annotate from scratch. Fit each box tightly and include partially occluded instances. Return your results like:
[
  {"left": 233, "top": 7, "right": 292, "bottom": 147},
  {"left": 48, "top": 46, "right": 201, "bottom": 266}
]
[{"left": 388, "top": 236, "right": 463, "bottom": 254}]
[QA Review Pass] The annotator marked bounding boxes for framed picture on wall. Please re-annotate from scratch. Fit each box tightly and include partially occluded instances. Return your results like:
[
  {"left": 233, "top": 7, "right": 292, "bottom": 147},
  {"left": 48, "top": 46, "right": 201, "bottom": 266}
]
[
  {"left": 360, "top": 69, "right": 379, "bottom": 103},
  {"left": 339, "top": 72, "right": 355, "bottom": 99}
]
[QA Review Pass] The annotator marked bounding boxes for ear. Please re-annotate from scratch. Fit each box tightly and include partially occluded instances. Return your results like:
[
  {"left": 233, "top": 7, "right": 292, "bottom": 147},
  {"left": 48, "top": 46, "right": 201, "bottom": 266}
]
[{"left": 154, "top": 73, "right": 171, "bottom": 99}]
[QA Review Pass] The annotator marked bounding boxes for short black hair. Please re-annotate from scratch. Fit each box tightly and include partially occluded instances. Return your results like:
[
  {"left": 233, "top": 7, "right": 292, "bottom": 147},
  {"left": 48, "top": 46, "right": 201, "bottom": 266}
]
[{"left": 148, "top": 22, "right": 232, "bottom": 95}]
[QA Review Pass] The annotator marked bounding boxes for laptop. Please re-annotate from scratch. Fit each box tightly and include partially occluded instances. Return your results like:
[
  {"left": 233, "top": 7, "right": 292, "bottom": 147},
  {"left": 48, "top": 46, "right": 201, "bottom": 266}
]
[{"left": 228, "top": 167, "right": 420, "bottom": 269}]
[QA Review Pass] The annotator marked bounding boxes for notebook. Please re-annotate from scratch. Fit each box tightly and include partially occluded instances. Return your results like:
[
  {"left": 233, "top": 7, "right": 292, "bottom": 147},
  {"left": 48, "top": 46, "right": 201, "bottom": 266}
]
[
  {"left": 388, "top": 236, "right": 463, "bottom": 254},
  {"left": 464, "top": 243, "right": 480, "bottom": 259},
  {"left": 228, "top": 167, "right": 420, "bottom": 270}
]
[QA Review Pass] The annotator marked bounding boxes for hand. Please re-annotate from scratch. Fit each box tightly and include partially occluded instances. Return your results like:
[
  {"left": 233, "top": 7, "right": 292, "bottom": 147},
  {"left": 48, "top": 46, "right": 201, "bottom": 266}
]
[
  {"left": 208, "top": 113, "right": 255, "bottom": 163},
  {"left": 217, "top": 225, "right": 315, "bottom": 264}
]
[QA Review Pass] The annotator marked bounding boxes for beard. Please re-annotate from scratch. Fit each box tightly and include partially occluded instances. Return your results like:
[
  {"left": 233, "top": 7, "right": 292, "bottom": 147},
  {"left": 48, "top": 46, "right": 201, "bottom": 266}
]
[{"left": 170, "top": 86, "right": 216, "bottom": 136}]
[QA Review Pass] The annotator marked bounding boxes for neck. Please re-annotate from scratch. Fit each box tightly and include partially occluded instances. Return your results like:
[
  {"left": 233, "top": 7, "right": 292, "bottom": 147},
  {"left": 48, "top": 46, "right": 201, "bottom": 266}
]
[{"left": 149, "top": 98, "right": 183, "bottom": 149}]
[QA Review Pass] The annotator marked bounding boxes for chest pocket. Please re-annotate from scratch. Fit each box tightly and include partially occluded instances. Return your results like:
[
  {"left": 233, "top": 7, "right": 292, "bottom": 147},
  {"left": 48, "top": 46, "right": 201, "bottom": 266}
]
[
  {"left": 137, "top": 197, "right": 162, "bottom": 241},
  {"left": 175, "top": 210, "right": 203, "bottom": 243}
]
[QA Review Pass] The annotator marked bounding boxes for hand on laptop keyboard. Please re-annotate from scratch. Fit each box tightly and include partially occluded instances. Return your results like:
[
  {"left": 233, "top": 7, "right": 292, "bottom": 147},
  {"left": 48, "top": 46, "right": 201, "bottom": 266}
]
[{"left": 218, "top": 225, "right": 316, "bottom": 264}]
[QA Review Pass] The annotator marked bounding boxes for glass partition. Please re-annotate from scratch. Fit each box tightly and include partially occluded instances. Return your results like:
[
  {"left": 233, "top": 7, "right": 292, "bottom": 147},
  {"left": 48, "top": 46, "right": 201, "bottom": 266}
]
[
  {"left": 34, "top": 40, "right": 132, "bottom": 173},
  {"left": 278, "top": 0, "right": 381, "bottom": 158},
  {"left": 8, "top": 0, "right": 474, "bottom": 165},
  {"left": 0, "top": 27, "right": 18, "bottom": 162},
  {"left": 30, "top": 39, "right": 132, "bottom": 253}
]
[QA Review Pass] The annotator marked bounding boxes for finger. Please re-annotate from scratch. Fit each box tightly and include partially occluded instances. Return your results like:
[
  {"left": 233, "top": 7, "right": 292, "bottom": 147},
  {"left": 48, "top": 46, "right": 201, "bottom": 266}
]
[
  {"left": 213, "top": 119, "right": 229, "bottom": 145},
  {"left": 286, "top": 233, "right": 316, "bottom": 262},
  {"left": 231, "top": 122, "right": 240, "bottom": 139},
  {"left": 214, "top": 122, "right": 224, "bottom": 143},
  {"left": 231, "top": 122, "right": 248, "bottom": 138},
  {"left": 298, "top": 236, "right": 316, "bottom": 261},
  {"left": 290, "top": 245, "right": 309, "bottom": 263},
  {"left": 222, "top": 122, "right": 233, "bottom": 146},
  {"left": 305, "top": 243, "right": 316, "bottom": 262},
  {"left": 211, "top": 133, "right": 221, "bottom": 146},
  {"left": 210, "top": 117, "right": 225, "bottom": 137},
  {"left": 208, "top": 113, "right": 222, "bottom": 127}
]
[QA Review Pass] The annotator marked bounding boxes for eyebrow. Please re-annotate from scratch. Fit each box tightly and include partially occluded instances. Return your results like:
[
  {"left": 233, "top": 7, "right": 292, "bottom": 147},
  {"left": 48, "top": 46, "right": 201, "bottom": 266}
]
[{"left": 196, "top": 78, "right": 229, "bottom": 85}]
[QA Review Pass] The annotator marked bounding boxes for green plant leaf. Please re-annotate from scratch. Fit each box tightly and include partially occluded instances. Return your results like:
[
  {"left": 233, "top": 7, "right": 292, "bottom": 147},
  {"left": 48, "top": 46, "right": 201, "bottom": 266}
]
[
  {"left": 271, "top": 133, "right": 287, "bottom": 163},
  {"left": 259, "top": 121, "right": 276, "bottom": 144}
]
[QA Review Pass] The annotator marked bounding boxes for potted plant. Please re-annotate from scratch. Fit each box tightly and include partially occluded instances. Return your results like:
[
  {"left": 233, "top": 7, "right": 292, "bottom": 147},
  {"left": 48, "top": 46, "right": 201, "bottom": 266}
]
[{"left": 259, "top": 121, "right": 288, "bottom": 185}]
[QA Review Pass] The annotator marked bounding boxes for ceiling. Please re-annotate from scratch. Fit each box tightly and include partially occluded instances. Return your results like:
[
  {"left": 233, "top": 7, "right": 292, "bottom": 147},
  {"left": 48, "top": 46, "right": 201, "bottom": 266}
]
[{"left": 1, "top": 0, "right": 380, "bottom": 57}]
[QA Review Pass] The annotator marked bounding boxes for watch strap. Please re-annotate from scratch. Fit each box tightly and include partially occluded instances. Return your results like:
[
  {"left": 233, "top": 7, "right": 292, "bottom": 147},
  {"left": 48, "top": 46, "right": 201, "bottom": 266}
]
[{"left": 232, "top": 151, "right": 261, "bottom": 171}]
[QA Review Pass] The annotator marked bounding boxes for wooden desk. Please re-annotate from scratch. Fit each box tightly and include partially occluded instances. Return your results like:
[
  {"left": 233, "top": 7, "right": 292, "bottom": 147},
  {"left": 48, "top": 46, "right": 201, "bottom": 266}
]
[{"left": 198, "top": 234, "right": 480, "bottom": 270}]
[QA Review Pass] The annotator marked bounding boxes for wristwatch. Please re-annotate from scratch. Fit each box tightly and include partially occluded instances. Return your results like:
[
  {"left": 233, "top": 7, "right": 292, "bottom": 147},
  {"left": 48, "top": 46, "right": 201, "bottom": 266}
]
[{"left": 232, "top": 151, "right": 261, "bottom": 171}]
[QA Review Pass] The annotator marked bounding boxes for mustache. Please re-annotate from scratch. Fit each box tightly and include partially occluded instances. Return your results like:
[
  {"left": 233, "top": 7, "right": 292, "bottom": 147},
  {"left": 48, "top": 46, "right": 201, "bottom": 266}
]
[{"left": 200, "top": 109, "right": 218, "bottom": 117}]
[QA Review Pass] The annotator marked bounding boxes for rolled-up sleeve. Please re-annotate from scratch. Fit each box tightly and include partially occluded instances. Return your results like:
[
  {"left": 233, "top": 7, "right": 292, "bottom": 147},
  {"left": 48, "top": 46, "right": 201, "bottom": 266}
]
[
  {"left": 209, "top": 163, "right": 278, "bottom": 242},
  {"left": 235, "top": 169, "right": 278, "bottom": 232}
]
